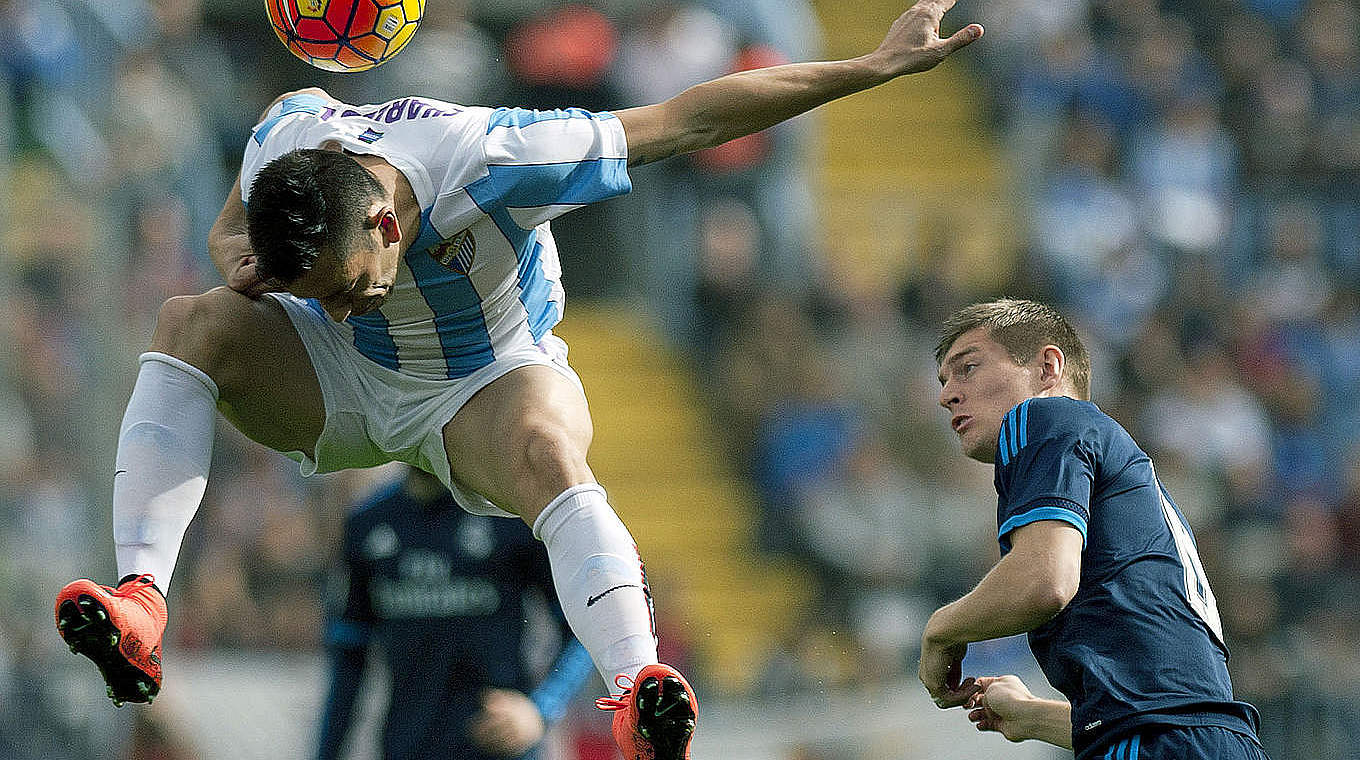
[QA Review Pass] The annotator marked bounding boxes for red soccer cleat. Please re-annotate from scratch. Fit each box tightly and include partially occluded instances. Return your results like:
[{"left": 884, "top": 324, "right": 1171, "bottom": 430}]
[
  {"left": 596, "top": 663, "right": 697, "bottom": 760},
  {"left": 54, "top": 574, "right": 167, "bottom": 706}
]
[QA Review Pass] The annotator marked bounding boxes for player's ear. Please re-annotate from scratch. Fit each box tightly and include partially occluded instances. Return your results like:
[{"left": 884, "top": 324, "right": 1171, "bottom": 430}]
[
  {"left": 1039, "top": 345, "right": 1066, "bottom": 392},
  {"left": 368, "top": 205, "right": 402, "bottom": 245}
]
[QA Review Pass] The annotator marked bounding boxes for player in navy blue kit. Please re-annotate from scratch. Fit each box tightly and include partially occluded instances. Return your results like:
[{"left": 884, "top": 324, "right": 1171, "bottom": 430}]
[
  {"left": 921, "top": 299, "right": 1267, "bottom": 759},
  {"left": 317, "top": 467, "right": 595, "bottom": 760}
]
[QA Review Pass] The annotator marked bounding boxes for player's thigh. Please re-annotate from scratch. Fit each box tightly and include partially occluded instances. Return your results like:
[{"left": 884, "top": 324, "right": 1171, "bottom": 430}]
[
  {"left": 440, "top": 364, "right": 595, "bottom": 519},
  {"left": 148, "top": 287, "right": 325, "bottom": 455}
]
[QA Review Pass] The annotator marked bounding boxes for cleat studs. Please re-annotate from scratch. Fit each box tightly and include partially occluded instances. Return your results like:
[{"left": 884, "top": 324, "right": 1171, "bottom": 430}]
[
  {"left": 137, "top": 682, "right": 151, "bottom": 698},
  {"left": 69, "top": 644, "right": 79, "bottom": 654},
  {"left": 108, "top": 633, "right": 119, "bottom": 649}
]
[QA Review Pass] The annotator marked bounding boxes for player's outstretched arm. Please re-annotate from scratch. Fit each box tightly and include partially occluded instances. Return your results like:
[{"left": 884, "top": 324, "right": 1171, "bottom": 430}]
[
  {"left": 966, "top": 675, "right": 1074, "bottom": 749},
  {"left": 614, "top": 0, "right": 981, "bottom": 166}
]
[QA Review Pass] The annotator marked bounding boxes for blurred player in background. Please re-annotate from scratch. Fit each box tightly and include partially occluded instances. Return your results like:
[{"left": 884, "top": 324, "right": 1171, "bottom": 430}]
[
  {"left": 53, "top": 2, "right": 983, "bottom": 758},
  {"left": 317, "top": 467, "right": 593, "bottom": 760},
  {"left": 920, "top": 299, "right": 1267, "bottom": 758}
]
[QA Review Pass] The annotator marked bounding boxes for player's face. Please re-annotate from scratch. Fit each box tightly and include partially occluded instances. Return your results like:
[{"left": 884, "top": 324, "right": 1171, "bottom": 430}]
[
  {"left": 287, "top": 241, "right": 395, "bottom": 322},
  {"left": 937, "top": 328, "right": 1045, "bottom": 463}
]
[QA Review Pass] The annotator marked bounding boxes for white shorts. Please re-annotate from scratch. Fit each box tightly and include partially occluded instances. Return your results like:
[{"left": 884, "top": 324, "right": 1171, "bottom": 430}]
[{"left": 267, "top": 293, "right": 584, "bottom": 517}]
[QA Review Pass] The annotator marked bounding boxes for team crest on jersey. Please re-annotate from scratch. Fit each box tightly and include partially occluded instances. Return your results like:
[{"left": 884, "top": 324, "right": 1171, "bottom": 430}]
[{"left": 430, "top": 230, "right": 476, "bottom": 275}]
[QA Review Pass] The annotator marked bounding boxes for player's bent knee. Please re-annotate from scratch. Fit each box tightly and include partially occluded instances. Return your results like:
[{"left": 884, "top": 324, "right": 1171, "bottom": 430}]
[
  {"left": 150, "top": 288, "right": 264, "bottom": 373},
  {"left": 516, "top": 424, "right": 590, "bottom": 489}
]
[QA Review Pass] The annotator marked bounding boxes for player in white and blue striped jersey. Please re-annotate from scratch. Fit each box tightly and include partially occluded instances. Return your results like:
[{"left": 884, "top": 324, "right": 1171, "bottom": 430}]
[{"left": 54, "top": 2, "right": 983, "bottom": 758}]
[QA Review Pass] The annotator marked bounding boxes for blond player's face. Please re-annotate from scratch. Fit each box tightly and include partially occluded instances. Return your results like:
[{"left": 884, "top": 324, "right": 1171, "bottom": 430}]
[{"left": 937, "top": 328, "right": 1043, "bottom": 463}]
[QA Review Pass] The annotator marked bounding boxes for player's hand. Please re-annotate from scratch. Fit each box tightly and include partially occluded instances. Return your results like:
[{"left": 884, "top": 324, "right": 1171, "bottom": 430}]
[
  {"left": 918, "top": 633, "right": 978, "bottom": 708},
  {"left": 467, "top": 688, "right": 547, "bottom": 758},
  {"left": 868, "top": 0, "right": 983, "bottom": 78},
  {"left": 966, "top": 675, "right": 1039, "bottom": 742},
  {"left": 224, "top": 253, "right": 286, "bottom": 299}
]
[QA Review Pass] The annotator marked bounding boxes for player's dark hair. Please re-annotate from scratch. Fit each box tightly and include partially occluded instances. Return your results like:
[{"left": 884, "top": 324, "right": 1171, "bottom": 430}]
[
  {"left": 246, "top": 149, "right": 385, "bottom": 284},
  {"left": 936, "top": 298, "right": 1092, "bottom": 400}
]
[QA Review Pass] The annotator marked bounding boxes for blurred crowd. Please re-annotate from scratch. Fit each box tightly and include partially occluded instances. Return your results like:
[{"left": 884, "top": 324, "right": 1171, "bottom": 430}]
[
  {"left": 698, "top": 0, "right": 1360, "bottom": 757},
  {"left": 0, "top": 0, "right": 1355, "bottom": 758}
]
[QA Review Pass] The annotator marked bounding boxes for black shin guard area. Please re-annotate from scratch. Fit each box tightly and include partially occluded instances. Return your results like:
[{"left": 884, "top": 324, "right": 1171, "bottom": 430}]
[
  {"left": 56, "top": 596, "right": 157, "bottom": 706},
  {"left": 634, "top": 675, "right": 696, "bottom": 760}
]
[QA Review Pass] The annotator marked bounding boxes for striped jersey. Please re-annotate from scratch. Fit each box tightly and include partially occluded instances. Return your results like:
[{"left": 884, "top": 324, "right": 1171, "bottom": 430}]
[{"left": 240, "top": 93, "right": 631, "bottom": 380}]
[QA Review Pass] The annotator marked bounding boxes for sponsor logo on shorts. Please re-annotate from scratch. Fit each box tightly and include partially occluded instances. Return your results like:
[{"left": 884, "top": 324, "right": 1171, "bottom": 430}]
[{"left": 430, "top": 230, "right": 476, "bottom": 275}]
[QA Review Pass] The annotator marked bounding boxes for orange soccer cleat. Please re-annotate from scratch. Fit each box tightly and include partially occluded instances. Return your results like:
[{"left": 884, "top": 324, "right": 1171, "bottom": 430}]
[
  {"left": 54, "top": 574, "right": 167, "bottom": 706},
  {"left": 596, "top": 663, "right": 697, "bottom": 760}
]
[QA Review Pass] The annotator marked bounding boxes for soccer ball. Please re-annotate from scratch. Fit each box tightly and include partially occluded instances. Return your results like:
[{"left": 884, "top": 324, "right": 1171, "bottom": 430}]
[{"left": 265, "top": 0, "right": 424, "bottom": 72}]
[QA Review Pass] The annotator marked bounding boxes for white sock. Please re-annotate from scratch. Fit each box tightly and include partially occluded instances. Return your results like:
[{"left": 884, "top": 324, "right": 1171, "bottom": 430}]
[
  {"left": 112, "top": 352, "right": 219, "bottom": 593},
  {"left": 533, "top": 484, "right": 659, "bottom": 688}
]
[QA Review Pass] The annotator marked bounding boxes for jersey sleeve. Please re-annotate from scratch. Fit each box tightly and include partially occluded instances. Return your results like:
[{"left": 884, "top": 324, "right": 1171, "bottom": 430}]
[
  {"left": 467, "top": 107, "right": 631, "bottom": 230},
  {"left": 994, "top": 397, "right": 1097, "bottom": 553},
  {"left": 240, "top": 92, "right": 333, "bottom": 203}
]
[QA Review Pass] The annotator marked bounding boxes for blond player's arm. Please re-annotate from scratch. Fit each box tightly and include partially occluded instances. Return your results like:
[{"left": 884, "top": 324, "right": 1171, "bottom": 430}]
[
  {"left": 614, "top": 0, "right": 981, "bottom": 166},
  {"left": 208, "top": 88, "right": 331, "bottom": 295}
]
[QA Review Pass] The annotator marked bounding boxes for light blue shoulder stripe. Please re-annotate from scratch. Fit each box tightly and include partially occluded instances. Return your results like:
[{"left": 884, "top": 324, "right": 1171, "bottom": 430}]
[
  {"left": 1008, "top": 407, "right": 1019, "bottom": 457},
  {"left": 997, "top": 409, "right": 1015, "bottom": 465},
  {"left": 474, "top": 159, "right": 631, "bottom": 213},
  {"left": 486, "top": 106, "right": 616, "bottom": 133},
  {"left": 253, "top": 93, "right": 329, "bottom": 145},
  {"left": 1018, "top": 398, "right": 1030, "bottom": 449},
  {"left": 1129, "top": 734, "right": 1140, "bottom": 759}
]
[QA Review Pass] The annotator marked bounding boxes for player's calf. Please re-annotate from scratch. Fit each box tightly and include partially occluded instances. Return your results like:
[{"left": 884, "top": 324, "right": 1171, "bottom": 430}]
[{"left": 54, "top": 575, "right": 167, "bottom": 707}]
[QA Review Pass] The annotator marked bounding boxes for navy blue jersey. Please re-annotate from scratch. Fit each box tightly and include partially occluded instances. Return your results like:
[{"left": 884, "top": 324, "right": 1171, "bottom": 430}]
[
  {"left": 993, "top": 397, "right": 1260, "bottom": 758},
  {"left": 316, "top": 479, "right": 594, "bottom": 760}
]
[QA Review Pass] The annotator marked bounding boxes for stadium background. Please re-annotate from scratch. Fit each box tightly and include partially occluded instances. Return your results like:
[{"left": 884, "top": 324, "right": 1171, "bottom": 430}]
[{"left": 1, "top": 0, "right": 1357, "bottom": 757}]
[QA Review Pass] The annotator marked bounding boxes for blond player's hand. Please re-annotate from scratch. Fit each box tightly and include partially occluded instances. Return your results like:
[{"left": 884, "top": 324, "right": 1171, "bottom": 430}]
[
  {"left": 869, "top": 0, "right": 983, "bottom": 77},
  {"left": 966, "top": 675, "right": 1041, "bottom": 742}
]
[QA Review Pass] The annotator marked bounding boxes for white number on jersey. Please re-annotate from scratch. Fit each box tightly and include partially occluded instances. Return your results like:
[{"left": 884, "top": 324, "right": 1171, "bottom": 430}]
[{"left": 1156, "top": 478, "right": 1225, "bottom": 646}]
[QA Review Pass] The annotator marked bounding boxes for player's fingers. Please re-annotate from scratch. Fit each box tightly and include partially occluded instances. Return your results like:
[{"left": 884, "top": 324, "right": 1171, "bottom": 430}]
[
  {"left": 939, "top": 23, "right": 983, "bottom": 55},
  {"left": 957, "top": 678, "right": 982, "bottom": 703},
  {"left": 911, "top": 0, "right": 959, "bottom": 17}
]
